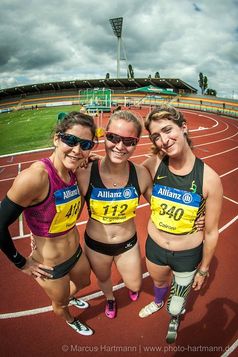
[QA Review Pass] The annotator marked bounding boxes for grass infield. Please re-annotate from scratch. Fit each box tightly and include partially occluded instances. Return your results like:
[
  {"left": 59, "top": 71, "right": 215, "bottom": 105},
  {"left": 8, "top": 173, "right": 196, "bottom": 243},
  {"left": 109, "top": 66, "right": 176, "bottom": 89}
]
[{"left": 0, "top": 105, "right": 81, "bottom": 155}]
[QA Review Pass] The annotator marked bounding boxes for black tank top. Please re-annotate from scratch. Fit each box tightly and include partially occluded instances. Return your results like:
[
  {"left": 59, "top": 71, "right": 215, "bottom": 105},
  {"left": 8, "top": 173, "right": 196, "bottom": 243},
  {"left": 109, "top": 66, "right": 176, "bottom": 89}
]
[
  {"left": 151, "top": 156, "right": 205, "bottom": 235},
  {"left": 85, "top": 160, "right": 141, "bottom": 224}
]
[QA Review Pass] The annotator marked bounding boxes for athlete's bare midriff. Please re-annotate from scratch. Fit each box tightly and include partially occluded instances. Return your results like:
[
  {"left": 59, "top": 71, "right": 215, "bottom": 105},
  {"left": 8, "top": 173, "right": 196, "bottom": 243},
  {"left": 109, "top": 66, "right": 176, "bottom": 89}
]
[
  {"left": 31, "top": 227, "right": 80, "bottom": 266},
  {"left": 148, "top": 218, "right": 204, "bottom": 251},
  {"left": 86, "top": 217, "right": 136, "bottom": 244}
]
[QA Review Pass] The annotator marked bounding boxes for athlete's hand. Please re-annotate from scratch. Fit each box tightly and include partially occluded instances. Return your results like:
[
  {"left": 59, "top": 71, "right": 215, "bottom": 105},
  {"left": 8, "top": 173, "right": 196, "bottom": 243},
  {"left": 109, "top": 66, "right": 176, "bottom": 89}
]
[
  {"left": 195, "top": 214, "right": 205, "bottom": 231},
  {"left": 21, "top": 256, "right": 54, "bottom": 279},
  {"left": 88, "top": 152, "right": 103, "bottom": 162},
  {"left": 79, "top": 158, "right": 89, "bottom": 169},
  {"left": 192, "top": 273, "right": 207, "bottom": 290},
  {"left": 79, "top": 152, "right": 103, "bottom": 169}
]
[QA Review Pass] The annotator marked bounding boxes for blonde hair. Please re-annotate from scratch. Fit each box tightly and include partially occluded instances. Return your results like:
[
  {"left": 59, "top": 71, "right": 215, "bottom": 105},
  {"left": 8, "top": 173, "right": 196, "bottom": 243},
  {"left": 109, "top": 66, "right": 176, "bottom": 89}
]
[{"left": 106, "top": 110, "right": 142, "bottom": 137}]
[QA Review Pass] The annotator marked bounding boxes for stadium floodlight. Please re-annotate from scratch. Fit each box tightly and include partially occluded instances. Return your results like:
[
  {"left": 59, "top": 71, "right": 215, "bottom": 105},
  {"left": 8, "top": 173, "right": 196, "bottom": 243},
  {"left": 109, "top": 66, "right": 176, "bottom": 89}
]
[
  {"left": 109, "top": 17, "right": 123, "bottom": 78},
  {"left": 109, "top": 17, "right": 123, "bottom": 37}
]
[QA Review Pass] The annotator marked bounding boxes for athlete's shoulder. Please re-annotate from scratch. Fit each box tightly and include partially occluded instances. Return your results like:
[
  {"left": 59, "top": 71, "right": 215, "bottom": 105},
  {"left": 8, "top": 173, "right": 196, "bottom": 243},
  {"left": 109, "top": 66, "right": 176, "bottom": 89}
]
[
  {"left": 7, "top": 160, "right": 49, "bottom": 206},
  {"left": 16, "top": 160, "right": 48, "bottom": 186},
  {"left": 203, "top": 163, "right": 223, "bottom": 196},
  {"left": 204, "top": 163, "right": 221, "bottom": 182},
  {"left": 142, "top": 154, "right": 162, "bottom": 178}
]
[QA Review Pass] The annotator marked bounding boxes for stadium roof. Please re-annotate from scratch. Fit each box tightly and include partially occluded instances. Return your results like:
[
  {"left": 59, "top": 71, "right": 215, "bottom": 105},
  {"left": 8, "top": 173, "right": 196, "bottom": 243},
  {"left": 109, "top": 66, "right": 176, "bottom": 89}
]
[
  {"left": 0, "top": 77, "right": 197, "bottom": 101},
  {"left": 126, "top": 85, "right": 177, "bottom": 95}
]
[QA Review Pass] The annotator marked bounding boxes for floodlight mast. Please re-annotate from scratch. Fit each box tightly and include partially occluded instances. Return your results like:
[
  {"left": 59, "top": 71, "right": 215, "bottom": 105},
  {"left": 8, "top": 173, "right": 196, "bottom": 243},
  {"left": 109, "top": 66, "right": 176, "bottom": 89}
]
[{"left": 109, "top": 17, "right": 123, "bottom": 78}]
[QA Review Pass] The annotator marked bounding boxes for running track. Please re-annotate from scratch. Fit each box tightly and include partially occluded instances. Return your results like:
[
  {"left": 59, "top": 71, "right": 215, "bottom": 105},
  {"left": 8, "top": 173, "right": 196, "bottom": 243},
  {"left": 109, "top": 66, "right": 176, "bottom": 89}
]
[{"left": 0, "top": 109, "right": 238, "bottom": 357}]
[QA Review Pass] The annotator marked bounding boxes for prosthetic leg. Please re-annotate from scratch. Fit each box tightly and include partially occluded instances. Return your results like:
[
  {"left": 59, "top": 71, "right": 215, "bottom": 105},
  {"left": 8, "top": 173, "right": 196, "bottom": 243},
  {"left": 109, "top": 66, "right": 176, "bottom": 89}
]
[{"left": 166, "top": 270, "right": 196, "bottom": 343}]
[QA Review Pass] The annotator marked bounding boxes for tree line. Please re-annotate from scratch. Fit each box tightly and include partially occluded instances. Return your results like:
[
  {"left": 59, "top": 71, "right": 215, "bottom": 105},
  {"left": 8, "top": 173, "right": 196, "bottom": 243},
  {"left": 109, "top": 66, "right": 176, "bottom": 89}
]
[{"left": 105, "top": 68, "right": 217, "bottom": 96}]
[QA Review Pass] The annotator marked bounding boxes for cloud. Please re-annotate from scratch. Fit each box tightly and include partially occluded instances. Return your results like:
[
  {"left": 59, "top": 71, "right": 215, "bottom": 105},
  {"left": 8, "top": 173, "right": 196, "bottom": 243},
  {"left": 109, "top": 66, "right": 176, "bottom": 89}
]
[{"left": 0, "top": 0, "right": 237, "bottom": 98}]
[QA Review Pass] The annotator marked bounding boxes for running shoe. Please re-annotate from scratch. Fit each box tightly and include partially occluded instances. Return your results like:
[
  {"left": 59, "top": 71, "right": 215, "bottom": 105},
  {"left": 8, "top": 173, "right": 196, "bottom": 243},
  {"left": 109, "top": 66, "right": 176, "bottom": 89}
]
[
  {"left": 69, "top": 297, "right": 89, "bottom": 309},
  {"left": 129, "top": 290, "right": 139, "bottom": 301},
  {"left": 139, "top": 301, "right": 164, "bottom": 318},
  {"left": 105, "top": 299, "right": 117, "bottom": 319},
  {"left": 67, "top": 319, "right": 93, "bottom": 336}
]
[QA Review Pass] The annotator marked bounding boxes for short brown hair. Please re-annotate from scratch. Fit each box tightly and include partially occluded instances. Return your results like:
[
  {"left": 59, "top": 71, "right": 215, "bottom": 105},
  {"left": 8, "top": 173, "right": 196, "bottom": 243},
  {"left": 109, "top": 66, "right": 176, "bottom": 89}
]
[{"left": 145, "top": 105, "right": 192, "bottom": 154}]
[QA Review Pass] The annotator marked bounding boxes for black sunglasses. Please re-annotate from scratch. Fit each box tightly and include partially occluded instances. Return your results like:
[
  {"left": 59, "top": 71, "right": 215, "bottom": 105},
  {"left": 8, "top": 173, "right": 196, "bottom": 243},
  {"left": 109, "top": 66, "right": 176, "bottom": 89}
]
[
  {"left": 59, "top": 133, "right": 95, "bottom": 150},
  {"left": 105, "top": 132, "right": 139, "bottom": 147}
]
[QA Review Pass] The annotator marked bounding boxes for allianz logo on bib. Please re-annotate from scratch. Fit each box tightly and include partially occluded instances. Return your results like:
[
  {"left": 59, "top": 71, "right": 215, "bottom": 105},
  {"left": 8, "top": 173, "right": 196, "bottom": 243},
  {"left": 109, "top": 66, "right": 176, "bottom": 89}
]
[
  {"left": 123, "top": 188, "right": 133, "bottom": 199},
  {"left": 158, "top": 187, "right": 193, "bottom": 204},
  {"left": 98, "top": 191, "right": 122, "bottom": 198},
  {"left": 96, "top": 188, "right": 134, "bottom": 199},
  {"left": 158, "top": 187, "right": 181, "bottom": 200},
  {"left": 63, "top": 187, "right": 79, "bottom": 199},
  {"left": 182, "top": 192, "right": 193, "bottom": 204},
  {"left": 54, "top": 185, "right": 80, "bottom": 204}
]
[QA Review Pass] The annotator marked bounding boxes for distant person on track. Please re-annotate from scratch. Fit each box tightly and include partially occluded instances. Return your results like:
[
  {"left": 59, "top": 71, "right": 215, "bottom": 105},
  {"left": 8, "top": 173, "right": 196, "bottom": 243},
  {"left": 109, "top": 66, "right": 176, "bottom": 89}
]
[
  {"left": 0, "top": 111, "right": 97, "bottom": 336},
  {"left": 76, "top": 110, "right": 152, "bottom": 319},
  {"left": 138, "top": 105, "right": 223, "bottom": 343}
]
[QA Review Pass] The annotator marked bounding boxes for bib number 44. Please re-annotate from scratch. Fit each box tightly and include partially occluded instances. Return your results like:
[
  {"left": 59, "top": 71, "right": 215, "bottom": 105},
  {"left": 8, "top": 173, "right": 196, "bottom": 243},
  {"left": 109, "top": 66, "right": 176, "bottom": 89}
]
[{"left": 65, "top": 201, "right": 80, "bottom": 218}]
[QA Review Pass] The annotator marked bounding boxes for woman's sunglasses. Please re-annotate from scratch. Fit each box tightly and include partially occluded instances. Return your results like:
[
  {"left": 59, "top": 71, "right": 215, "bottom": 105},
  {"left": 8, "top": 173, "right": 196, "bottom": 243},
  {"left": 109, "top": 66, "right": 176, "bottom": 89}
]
[
  {"left": 58, "top": 133, "right": 95, "bottom": 150},
  {"left": 105, "top": 132, "right": 139, "bottom": 147}
]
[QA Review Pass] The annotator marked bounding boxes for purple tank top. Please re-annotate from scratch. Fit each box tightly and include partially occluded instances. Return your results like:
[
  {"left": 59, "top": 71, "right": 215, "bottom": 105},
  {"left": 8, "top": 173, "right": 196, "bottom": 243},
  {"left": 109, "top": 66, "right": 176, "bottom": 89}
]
[{"left": 24, "top": 158, "right": 81, "bottom": 238}]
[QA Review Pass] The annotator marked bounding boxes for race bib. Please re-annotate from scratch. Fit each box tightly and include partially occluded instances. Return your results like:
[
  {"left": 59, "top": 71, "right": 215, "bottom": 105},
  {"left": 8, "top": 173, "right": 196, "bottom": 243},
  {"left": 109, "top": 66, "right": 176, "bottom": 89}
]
[
  {"left": 49, "top": 184, "right": 81, "bottom": 234},
  {"left": 151, "top": 184, "right": 203, "bottom": 234},
  {"left": 90, "top": 187, "right": 139, "bottom": 224}
]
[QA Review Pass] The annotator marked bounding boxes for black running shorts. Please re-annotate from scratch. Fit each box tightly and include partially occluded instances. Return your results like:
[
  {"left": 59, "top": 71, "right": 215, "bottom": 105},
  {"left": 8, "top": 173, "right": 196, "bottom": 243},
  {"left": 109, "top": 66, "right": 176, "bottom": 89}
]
[
  {"left": 84, "top": 232, "right": 137, "bottom": 256},
  {"left": 41, "top": 245, "right": 82, "bottom": 279},
  {"left": 146, "top": 234, "right": 203, "bottom": 272}
]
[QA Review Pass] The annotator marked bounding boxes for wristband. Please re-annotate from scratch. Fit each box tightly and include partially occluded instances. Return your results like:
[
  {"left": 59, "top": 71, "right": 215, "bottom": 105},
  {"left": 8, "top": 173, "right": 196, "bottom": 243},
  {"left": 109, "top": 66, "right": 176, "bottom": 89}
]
[
  {"left": 197, "top": 269, "right": 209, "bottom": 277},
  {"left": 13, "top": 253, "right": 27, "bottom": 269}
]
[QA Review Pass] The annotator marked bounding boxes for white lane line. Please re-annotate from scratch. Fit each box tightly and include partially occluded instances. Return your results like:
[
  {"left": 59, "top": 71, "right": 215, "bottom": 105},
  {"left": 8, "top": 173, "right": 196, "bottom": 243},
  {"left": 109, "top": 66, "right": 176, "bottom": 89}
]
[
  {"left": 6, "top": 156, "right": 13, "bottom": 163},
  {"left": 218, "top": 215, "right": 238, "bottom": 234},
  {"left": 220, "top": 339, "right": 238, "bottom": 357},
  {"left": 0, "top": 272, "right": 149, "bottom": 319},
  {"left": 223, "top": 196, "right": 238, "bottom": 205},
  {"left": 201, "top": 146, "right": 238, "bottom": 160},
  {"left": 194, "top": 130, "right": 238, "bottom": 147},
  {"left": 220, "top": 167, "right": 238, "bottom": 178}
]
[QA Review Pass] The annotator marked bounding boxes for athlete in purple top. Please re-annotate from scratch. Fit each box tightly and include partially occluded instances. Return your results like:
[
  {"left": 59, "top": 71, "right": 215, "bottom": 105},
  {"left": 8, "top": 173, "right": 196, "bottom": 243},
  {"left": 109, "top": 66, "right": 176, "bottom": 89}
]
[{"left": 0, "top": 111, "right": 97, "bottom": 336}]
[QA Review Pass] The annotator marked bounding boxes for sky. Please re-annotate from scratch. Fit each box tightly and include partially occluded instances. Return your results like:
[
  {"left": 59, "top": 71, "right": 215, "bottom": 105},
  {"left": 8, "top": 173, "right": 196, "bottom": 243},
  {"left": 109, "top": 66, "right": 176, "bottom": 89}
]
[{"left": 0, "top": 0, "right": 238, "bottom": 99}]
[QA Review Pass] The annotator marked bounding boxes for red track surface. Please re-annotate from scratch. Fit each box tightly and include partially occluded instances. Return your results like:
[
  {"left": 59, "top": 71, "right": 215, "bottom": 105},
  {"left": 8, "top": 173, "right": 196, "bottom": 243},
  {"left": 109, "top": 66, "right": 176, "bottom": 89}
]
[{"left": 0, "top": 109, "right": 238, "bottom": 357}]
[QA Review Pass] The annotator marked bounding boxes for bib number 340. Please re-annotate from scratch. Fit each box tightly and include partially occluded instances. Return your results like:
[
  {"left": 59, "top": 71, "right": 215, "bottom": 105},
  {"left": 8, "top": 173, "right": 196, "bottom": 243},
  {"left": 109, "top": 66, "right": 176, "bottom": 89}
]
[{"left": 159, "top": 203, "right": 184, "bottom": 221}]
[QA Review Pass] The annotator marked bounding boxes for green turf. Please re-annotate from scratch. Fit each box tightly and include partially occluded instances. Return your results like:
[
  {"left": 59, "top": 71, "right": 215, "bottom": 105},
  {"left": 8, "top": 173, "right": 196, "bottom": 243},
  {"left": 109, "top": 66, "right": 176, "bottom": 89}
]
[{"left": 0, "top": 106, "right": 81, "bottom": 155}]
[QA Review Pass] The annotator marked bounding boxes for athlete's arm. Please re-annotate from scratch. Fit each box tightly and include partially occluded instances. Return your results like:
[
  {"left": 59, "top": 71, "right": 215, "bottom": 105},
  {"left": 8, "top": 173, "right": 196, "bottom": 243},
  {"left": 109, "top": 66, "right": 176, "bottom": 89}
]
[
  {"left": 135, "top": 164, "right": 152, "bottom": 202},
  {"left": 193, "top": 165, "right": 223, "bottom": 290},
  {"left": 0, "top": 196, "right": 26, "bottom": 268},
  {"left": 141, "top": 154, "right": 161, "bottom": 180},
  {"left": 140, "top": 154, "right": 163, "bottom": 202},
  {"left": 79, "top": 152, "right": 103, "bottom": 168},
  {"left": 76, "top": 162, "right": 92, "bottom": 197},
  {"left": 0, "top": 164, "right": 53, "bottom": 277}
]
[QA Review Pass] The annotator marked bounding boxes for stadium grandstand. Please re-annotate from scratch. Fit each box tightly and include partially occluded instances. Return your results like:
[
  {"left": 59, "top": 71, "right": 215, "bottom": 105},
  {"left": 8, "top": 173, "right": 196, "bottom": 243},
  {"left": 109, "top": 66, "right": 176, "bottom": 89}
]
[
  {"left": 0, "top": 77, "right": 238, "bottom": 118},
  {"left": 0, "top": 77, "right": 196, "bottom": 102}
]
